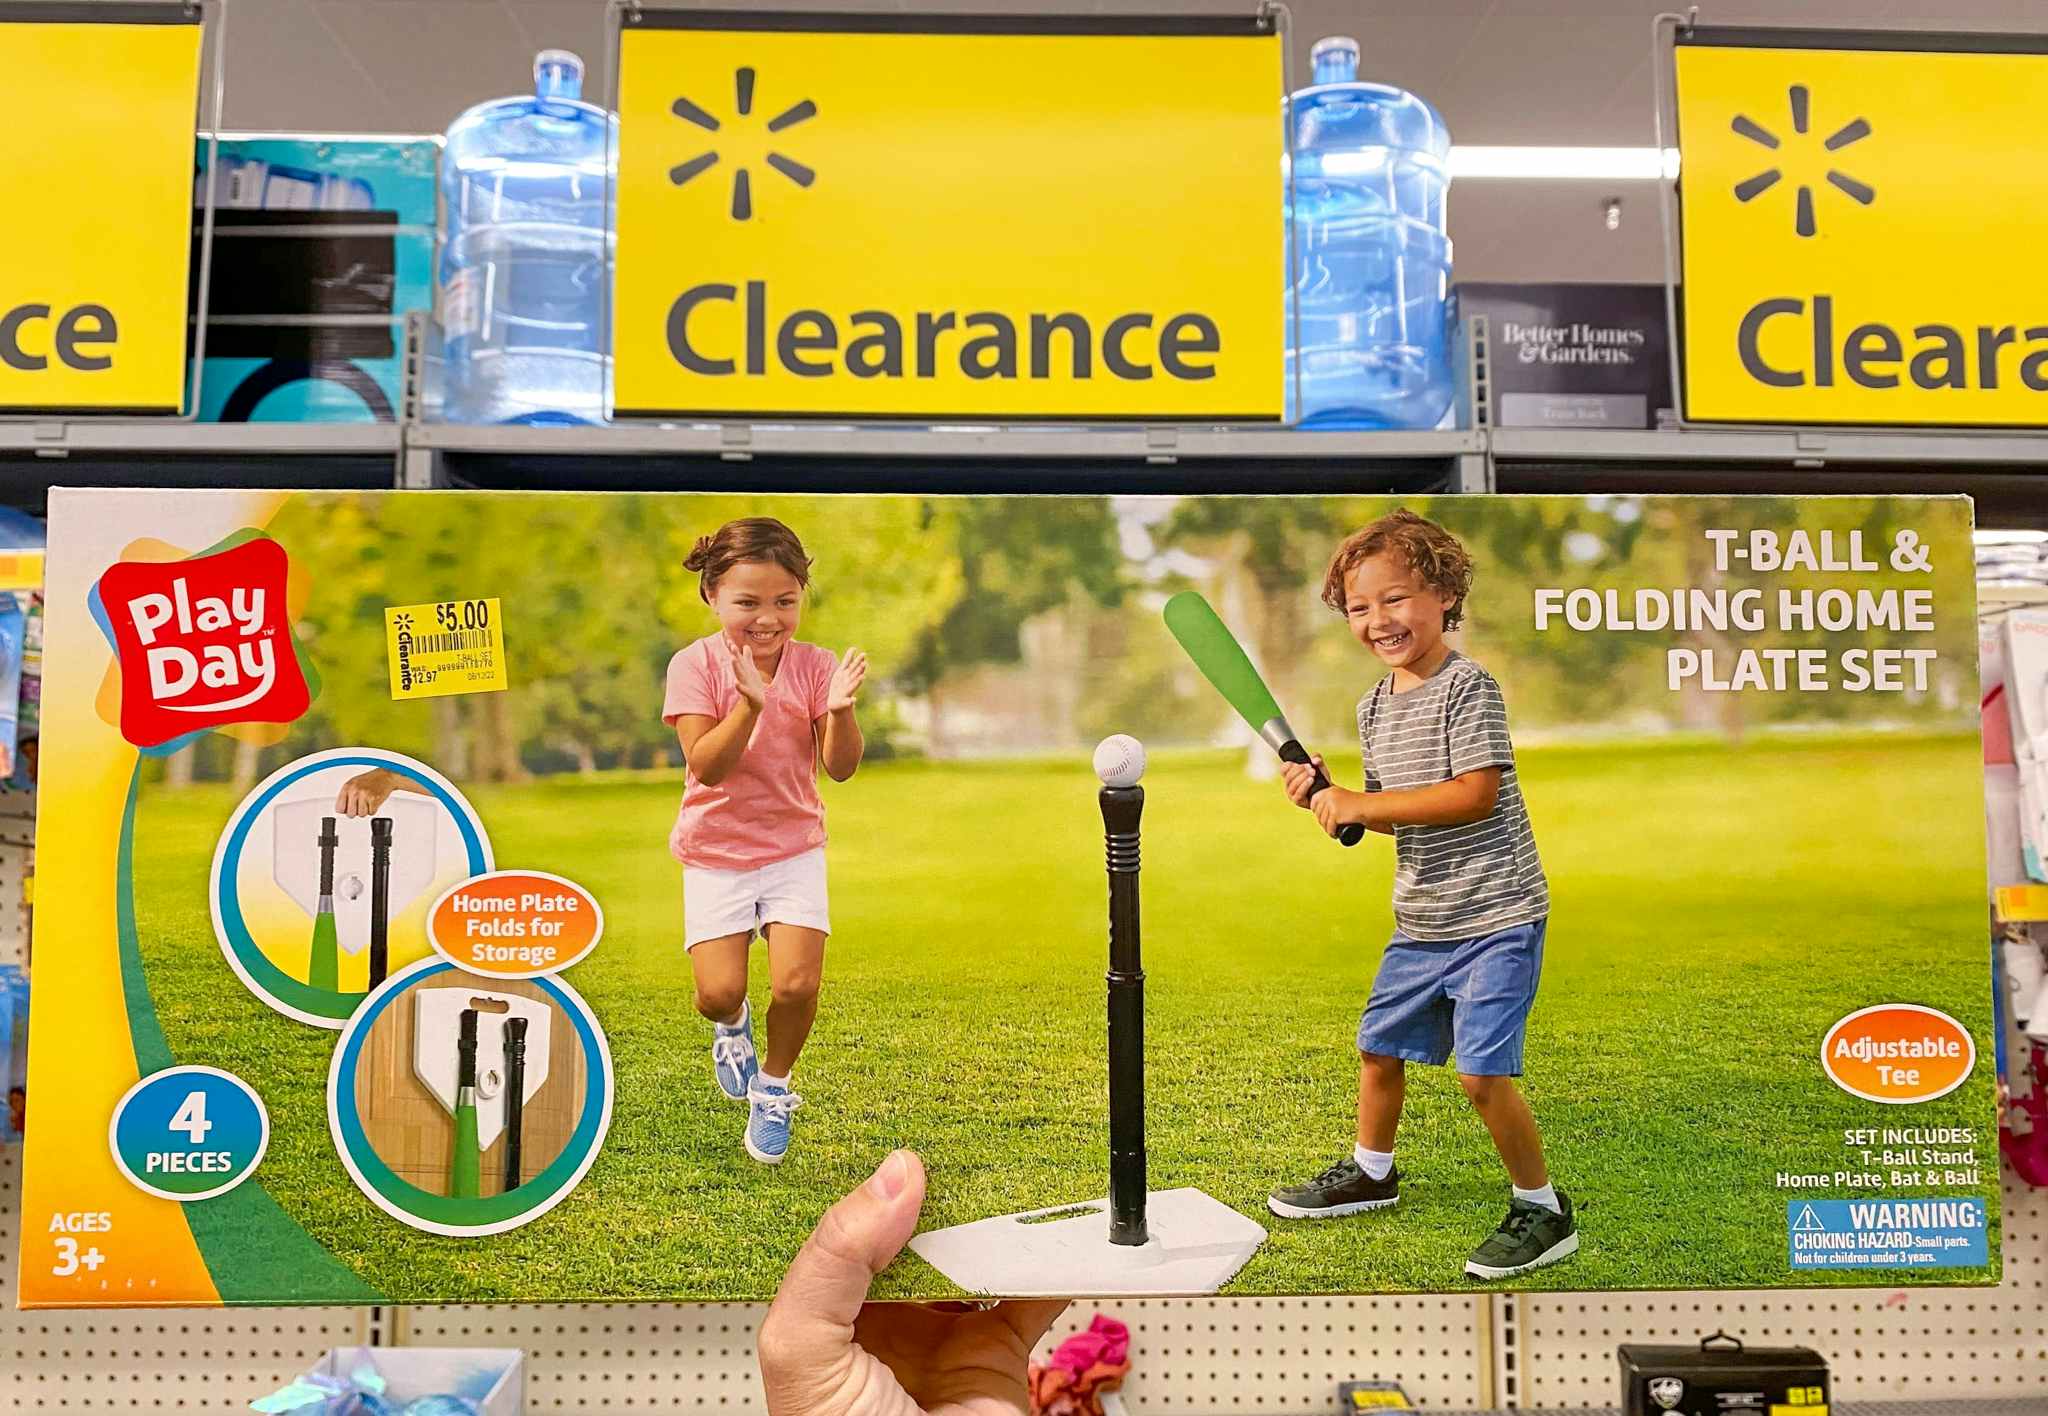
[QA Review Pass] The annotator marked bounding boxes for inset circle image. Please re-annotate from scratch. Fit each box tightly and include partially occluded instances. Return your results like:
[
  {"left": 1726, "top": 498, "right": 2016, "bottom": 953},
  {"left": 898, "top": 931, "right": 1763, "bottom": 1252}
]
[
  {"left": 328, "top": 958, "right": 613, "bottom": 1237},
  {"left": 210, "top": 747, "right": 494, "bottom": 1027},
  {"left": 109, "top": 1066, "right": 270, "bottom": 1202}
]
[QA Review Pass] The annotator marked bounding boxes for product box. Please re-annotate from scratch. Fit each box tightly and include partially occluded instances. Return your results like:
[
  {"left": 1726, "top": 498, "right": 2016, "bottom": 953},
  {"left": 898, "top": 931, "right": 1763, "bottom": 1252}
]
[
  {"left": 2003, "top": 609, "right": 2048, "bottom": 880},
  {"left": 0, "top": 546, "right": 44, "bottom": 791},
  {"left": 0, "top": 965, "right": 25, "bottom": 1144},
  {"left": 191, "top": 135, "right": 438, "bottom": 423},
  {"left": 1454, "top": 282, "right": 1673, "bottom": 428},
  {"left": 19, "top": 488, "right": 1998, "bottom": 1306},
  {"left": 1619, "top": 1336, "right": 1828, "bottom": 1416},
  {"left": 1338, "top": 1379, "right": 1414, "bottom": 1409},
  {"left": 259, "top": 1347, "right": 522, "bottom": 1414}
]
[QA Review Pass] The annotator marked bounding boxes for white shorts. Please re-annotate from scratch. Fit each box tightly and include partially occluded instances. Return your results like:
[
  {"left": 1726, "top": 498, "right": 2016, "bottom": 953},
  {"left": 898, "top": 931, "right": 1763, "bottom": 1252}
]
[{"left": 683, "top": 847, "right": 830, "bottom": 950}]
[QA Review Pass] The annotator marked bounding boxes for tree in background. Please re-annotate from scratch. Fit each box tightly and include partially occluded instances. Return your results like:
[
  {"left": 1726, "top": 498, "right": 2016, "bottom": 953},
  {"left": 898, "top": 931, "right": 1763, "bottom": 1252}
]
[
  {"left": 896, "top": 497, "right": 1124, "bottom": 754},
  {"left": 1159, "top": 497, "right": 1394, "bottom": 764},
  {"left": 518, "top": 496, "right": 674, "bottom": 773},
  {"left": 150, "top": 490, "right": 1976, "bottom": 790},
  {"left": 654, "top": 494, "right": 965, "bottom": 760},
  {"left": 261, "top": 494, "right": 674, "bottom": 784}
]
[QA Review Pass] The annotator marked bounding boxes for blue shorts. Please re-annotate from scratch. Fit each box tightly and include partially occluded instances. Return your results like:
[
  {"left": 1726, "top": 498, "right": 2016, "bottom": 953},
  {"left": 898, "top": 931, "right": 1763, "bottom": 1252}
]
[{"left": 1356, "top": 917, "right": 1547, "bottom": 1076}]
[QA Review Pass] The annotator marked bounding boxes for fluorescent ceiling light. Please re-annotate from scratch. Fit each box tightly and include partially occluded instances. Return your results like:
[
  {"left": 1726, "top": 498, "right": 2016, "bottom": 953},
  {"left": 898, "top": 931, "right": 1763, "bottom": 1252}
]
[{"left": 1450, "top": 146, "right": 1680, "bottom": 180}]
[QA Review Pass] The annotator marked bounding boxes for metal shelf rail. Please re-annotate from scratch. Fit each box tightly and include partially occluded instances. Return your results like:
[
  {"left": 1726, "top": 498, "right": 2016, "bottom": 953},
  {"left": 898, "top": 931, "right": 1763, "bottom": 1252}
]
[
  {"left": 2, "top": 417, "right": 2039, "bottom": 518},
  {"left": 403, "top": 420, "right": 1491, "bottom": 496},
  {"left": 0, "top": 419, "right": 403, "bottom": 505},
  {"left": 1485, "top": 427, "right": 2048, "bottom": 527}
]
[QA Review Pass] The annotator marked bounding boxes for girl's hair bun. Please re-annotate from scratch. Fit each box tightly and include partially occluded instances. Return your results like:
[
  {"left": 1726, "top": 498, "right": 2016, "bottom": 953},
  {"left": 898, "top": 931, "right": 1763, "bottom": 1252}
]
[{"left": 688, "top": 519, "right": 813, "bottom": 602}]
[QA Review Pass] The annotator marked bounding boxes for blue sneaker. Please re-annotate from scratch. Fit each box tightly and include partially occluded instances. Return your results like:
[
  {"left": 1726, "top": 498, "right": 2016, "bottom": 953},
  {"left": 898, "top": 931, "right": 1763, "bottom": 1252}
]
[
  {"left": 745, "top": 1082, "right": 803, "bottom": 1164},
  {"left": 710, "top": 1002, "right": 758, "bottom": 1102}
]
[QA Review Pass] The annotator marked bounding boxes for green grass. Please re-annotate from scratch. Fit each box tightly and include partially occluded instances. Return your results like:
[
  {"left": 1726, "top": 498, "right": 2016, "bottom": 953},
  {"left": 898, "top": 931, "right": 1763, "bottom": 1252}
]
[{"left": 129, "top": 731, "right": 2001, "bottom": 1301}]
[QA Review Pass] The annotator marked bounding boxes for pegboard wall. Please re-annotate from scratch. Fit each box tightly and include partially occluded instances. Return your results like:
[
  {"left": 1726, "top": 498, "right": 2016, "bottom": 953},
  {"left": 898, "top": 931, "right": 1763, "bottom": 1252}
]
[
  {"left": 398, "top": 1293, "right": 1492, "bottom": 1412},
  {"left": 0, "top": 1149, "right": 368, "bottom": 1412},
  {"left": 2, "top": 794, "right": 2043, "bottom": 1411}
]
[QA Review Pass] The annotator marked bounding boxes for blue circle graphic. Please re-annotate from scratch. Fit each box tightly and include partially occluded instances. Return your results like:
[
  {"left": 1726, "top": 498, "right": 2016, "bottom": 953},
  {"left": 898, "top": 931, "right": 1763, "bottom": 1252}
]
[
  {"left": 212, "top": 750, "right": 492, "bottom": 1026},
  {"left": 110, "top": 1066, "right": 270, "bottom": 1202},
  {"left": 328, "top": 960, "right": 613, "bottom": 1235}
]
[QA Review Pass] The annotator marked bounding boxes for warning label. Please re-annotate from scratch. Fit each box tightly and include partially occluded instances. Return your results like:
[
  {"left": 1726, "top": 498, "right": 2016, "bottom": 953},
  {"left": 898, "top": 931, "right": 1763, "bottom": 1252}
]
[{"left": 1786, "top": 1197, "right": 1988, "bottom": 1270}]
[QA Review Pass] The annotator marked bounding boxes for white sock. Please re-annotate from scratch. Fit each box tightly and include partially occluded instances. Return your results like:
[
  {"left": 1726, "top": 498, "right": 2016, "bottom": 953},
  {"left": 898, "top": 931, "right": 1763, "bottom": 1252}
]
[
  {"left": 756, "top": 1070, "right": 790, "bottom": 1092},
  {"left": 715, "top": 999, "right": 750, "bottom": 1033},
  {"left": 1514, "top": 1182, "right": 1561, "bottom": 1215},
  {"left": 1353, "top": 1144, "right": 1394, "bottom": 1181}
]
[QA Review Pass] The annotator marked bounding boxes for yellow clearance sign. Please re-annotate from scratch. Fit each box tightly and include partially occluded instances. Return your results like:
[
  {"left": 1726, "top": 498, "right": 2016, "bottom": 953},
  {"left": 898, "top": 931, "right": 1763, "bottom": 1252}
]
[
  {"left": 1676, "top": 31, "right": 2048, "bottom": 427},
  {"left": 2, "top": 8, "right": 204, "bottom": 414},
  {"left": 613, "top": 14, "right": 1283, "bottom": 421}
]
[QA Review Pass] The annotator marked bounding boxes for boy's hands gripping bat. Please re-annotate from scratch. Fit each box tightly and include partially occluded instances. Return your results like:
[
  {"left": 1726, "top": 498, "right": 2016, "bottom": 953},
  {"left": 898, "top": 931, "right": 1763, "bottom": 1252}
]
[{"left": 1163, "top": 591, "right": 1364, "bottom": 847}]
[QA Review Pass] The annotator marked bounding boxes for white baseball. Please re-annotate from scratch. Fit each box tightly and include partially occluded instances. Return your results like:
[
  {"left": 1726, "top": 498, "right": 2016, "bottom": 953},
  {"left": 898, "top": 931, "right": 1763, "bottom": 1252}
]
[{"left": 1093, "top": 734, "right": 1146, "bottom": 787}]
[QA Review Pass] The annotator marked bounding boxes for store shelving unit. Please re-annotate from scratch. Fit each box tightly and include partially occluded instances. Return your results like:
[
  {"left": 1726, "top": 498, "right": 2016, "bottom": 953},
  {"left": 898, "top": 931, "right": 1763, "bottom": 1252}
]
[
  {"left": 0, "top": 421, "right": 401, "bottom": 505},
  {"left": 5, "top": 408, "right": 2041, "bottom": 514},
  {"left": 1489, "top": 427, "right": 2048, "bottom": 526},
  {"left": 403, "top": 420, "right": 1492, "bottom": 495}
]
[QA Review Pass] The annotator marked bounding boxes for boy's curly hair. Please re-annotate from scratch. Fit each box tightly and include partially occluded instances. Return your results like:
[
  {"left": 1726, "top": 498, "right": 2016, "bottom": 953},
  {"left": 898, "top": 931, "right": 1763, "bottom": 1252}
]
[{"left": 1319, "top": 508, "right": 1474, "bottom": 631}]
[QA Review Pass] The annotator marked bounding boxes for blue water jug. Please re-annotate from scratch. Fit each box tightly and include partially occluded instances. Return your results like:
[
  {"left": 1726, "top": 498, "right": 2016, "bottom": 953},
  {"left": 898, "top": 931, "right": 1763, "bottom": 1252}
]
[
  {"left": 1286, "top": 37, "right": 1454, "bottom": 429},
  {"left": 440, "top": 50, "right": 616, "bottom": 425}
]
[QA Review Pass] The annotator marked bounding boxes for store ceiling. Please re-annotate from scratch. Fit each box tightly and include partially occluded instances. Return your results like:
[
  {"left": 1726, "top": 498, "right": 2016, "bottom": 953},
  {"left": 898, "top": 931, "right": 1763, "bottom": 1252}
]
[{"left": 220, "top": 0, "right": 2044, "bottom": 283}]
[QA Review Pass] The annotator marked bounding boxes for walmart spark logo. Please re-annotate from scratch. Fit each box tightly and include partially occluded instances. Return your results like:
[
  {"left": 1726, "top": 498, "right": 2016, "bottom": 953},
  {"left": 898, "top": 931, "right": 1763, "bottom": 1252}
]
[
  {"left": 668, "top": 66, "right": 818, "bottom": 221},
  {"left": 1730, "top": 84, "right": 1873, "bottom": 238}
]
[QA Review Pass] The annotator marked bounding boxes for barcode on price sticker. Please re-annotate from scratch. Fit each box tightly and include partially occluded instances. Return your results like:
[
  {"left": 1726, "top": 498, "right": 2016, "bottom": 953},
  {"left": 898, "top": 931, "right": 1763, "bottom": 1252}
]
[
  {"left": 411, "top": 628, "right": 490, "bottom": 655},
  {"left": 384, "top": 597, "right": 509, "bottom": 700}
]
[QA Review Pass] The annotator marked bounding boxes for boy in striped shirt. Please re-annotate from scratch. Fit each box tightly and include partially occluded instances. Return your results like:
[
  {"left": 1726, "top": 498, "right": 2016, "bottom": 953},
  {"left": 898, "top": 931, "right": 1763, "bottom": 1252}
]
[{"left": 1265, "top": 508, "right": 1577, "bottom": 1280}]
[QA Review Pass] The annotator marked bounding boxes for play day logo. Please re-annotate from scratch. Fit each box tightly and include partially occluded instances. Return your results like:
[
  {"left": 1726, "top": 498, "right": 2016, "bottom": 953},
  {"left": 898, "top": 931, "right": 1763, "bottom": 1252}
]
[{"left": 97, "top": 537, "right": 310, "bottom": 748}]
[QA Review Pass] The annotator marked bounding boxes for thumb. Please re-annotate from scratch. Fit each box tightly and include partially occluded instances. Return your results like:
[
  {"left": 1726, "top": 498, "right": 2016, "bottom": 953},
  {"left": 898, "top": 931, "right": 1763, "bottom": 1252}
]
[{"left": 765, "top": 1150, "right": 925, "bottom": 1344}]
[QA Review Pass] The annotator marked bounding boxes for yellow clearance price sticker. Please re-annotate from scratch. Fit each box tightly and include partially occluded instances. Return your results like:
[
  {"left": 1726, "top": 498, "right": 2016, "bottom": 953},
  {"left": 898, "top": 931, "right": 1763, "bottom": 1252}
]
[
  {"left": 0, "top": 551, "right": 45, "bottom": 593},
  {"left": 1675, "top": 32, "right": 2048, "bottom": 427},
  {"left": 613, "top": 14, "right": 1283, "bottom": 421},
  {"left": 1996, "top": 884, "right": 2048, "bottom": 922},
  {"left": 385, "top": 598, "right": 509, "bottom": 701},
  {"left": 2, "top": 9, "right": 204, "bottom": 413}
]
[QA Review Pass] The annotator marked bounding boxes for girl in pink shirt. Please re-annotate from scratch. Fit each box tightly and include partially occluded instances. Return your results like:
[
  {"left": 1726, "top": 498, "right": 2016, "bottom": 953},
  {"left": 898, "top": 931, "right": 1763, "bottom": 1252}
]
[{"left": 662, "top": 517, "right": 867, "bottom": 1164}]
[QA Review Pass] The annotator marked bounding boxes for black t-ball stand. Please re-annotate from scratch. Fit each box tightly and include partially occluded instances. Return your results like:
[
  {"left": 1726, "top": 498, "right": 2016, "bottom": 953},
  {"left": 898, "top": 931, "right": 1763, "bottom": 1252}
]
[{"left": 905, "top": 740, "right": 1267, "bottom": 1296}]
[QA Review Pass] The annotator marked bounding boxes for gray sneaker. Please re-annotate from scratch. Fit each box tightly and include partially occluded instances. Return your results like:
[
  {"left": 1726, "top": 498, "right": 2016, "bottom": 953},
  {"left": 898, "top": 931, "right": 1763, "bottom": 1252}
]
[
  {"left": 1464, "top": 1192, "right": 1579, "bottom": 1279},
  {"left": 1267, "top": 1156, "right": 1400, "bottom": 1219}
]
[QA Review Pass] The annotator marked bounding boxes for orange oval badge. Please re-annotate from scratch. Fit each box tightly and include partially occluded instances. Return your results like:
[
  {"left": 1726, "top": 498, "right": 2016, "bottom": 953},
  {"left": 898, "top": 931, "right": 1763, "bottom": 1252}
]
[
  {"left": 428, "top": 870, "right": 603, "bottom": 979},
  {"left": 1822, "top": 1004, "right": 1975, "bottom": 1105}
]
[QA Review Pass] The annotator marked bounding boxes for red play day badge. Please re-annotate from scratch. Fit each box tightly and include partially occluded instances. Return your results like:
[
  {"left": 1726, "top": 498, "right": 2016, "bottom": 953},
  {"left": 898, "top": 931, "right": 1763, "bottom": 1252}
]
[{"left": 97, "top": 537, "right": 310, "bottom": 748}]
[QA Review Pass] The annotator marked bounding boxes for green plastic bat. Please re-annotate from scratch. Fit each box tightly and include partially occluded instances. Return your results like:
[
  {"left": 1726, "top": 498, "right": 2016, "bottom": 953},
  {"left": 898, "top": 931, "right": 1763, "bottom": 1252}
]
[
  {"left": 307, "top": 817, "right": 340, "bottom": 990},
  {"left": 451, "top": 1007, "right": 482, "bottom": 1199},
  {"left": 1163, "top": 591, "right": 1364, "bottom": 846}
]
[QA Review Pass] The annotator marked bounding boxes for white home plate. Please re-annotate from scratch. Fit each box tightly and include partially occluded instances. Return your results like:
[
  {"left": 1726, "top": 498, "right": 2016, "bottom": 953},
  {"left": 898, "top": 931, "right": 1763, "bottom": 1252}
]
[{"left": 908, "top": 1188, "right": 1266, "bottom": 1297}]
